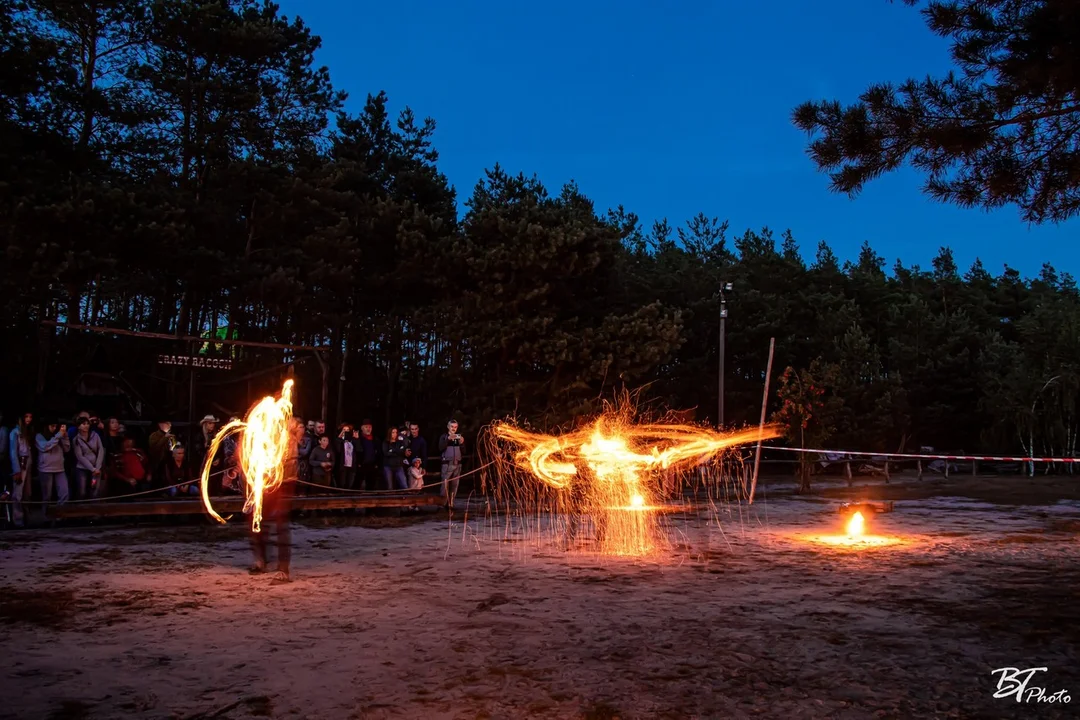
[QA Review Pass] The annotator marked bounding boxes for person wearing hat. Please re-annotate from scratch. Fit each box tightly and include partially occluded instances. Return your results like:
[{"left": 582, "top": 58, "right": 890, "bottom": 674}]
[
  {"left": 192, "top": 414, "right": 223, "bottom": 495},
  {"left": 147, "top": 417, "right": 176, "bottom": 478}
]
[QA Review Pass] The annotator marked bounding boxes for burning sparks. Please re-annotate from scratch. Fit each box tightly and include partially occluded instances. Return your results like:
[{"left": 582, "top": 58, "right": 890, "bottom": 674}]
[
  {"left": 486, "top": 413, "right": 781, "bottom": 557},
  {"left": 201, "top": 379, "right": 295, "bottom": 533}
]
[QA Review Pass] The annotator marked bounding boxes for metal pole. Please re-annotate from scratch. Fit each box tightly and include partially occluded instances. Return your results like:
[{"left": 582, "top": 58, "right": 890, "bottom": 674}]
[
  {"left": 748, "top": 337, "right": 776, "bottom": 505},
  {"left": 718, "top": 312, "right": 725, "bottom": 428}
]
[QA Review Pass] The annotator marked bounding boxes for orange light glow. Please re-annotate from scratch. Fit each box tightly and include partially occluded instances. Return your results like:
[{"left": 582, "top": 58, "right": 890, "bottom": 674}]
[
  {"left": 804, "top": 510, "right": 903, "bottom": 549},
  {"left": 201, "top": 379, "right": 295, "bottom": 533},
  {"left": 846, "top": 511, "right": 865, "bottom": 537},
  {"left": 488, "top": 414, "right": 780, "bottom": 557}
]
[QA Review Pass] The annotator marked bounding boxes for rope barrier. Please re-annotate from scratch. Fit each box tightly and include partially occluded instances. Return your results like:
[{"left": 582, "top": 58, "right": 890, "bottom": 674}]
[
  {"left": 767, "top": 446, "right": 1080, "bottom": 464},
  {"left": 293, "top": 460, "right": 496, "bottom": 495},
  {"left": 1, "top": 462, "right": 497, "bottom": 510},
  {"left": 0, "top": 469, "right": 228, "bottom": 506}
]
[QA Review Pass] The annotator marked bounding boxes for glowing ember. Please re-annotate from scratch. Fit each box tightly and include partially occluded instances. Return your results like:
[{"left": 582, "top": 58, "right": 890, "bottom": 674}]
[
  {"left": 201, "top": 379, "right": 295, "bottom": 533},
  {"left": 488, "top": 413, "right": 780, "bottom": 557},
  {"left": 847, "top": 511, "right": 865, "bottom": 537}
]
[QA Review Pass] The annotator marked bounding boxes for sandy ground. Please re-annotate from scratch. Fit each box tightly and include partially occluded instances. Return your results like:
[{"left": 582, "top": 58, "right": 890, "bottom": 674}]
[{"left": 1, "top": 473, "right": 1078, "bottom": 720}]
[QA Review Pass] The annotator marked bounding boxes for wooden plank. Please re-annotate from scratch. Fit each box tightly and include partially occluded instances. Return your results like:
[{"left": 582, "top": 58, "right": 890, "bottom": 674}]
[
  {"left": 43, "top": 320, "right": 324, "bottom": 352},
  {"left": 45, "top": 493, "right": 445, "bottom": 519},
  {"left": 837, "top": 501, "right": 895, "bottom": 515}
]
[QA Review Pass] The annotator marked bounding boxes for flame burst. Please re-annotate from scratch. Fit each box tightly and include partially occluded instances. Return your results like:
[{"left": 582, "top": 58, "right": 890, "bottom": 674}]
[
  {"left": 201, "top": 380, "right": 295, "bottom": 533},
  {"left": 486, "top": 413, "right": 781, "bottom": 557},
  {"left": 806, "top": 510, "right": 903, "bottom": 549},
  {"left": 846, "top": 511, "right": 865, "bottom": 537}
]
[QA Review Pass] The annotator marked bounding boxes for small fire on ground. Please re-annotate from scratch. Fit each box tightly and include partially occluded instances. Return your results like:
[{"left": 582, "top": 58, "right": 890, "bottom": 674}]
[{"left": 805, "top": 511, "right": 904, "bottom": 549}]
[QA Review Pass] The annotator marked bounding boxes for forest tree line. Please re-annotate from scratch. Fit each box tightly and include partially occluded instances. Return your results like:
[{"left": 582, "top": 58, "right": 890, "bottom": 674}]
[{"left": 1, "top": 0, "right": 1078, "bottom": 461}]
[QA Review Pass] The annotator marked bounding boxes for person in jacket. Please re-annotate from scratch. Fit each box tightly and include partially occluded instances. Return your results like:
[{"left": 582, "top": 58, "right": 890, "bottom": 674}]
[
  {"left": 222, "top": 416, "right": 242, "bottom": 493},
  {"left": 113, "top": 436, "right": 150, "bottom": 496},
  {"left": 159, "top": 444, "right": 199, "bottom": 497},
  {"left": 147, "top": 418, "right": 176, "bottom": 478},
  {"left": 336, "top": 423, "right": 357, "bottom": 490},
  {"left": 295, "top": 417, "right": 313, "bottom": 495},
  {"left": 192, "top": 415, "right": 224, "bottom": 495},
  {"left": 357, "top": 419, "right": 379, "bottom": 491},
  {"left": 103, "top": 417, "right": 124, "bottom": 455},
  {"left": 0, "top": 411, "right": 9, "bottom": 499},
  {"left": 36, "top": 419, "right": 72, "bottom": 507},
  {"left": 9, "top": 412, "right": 34, "bottom": 527},
  {"left": 308, "top": 435, "right": 334, "bottom": 487},
  {"left": 438, "top": 419, "right": 465, "bottom": 510},
  {"left": 381, "top": 427, "right": 408, "bottom": 490},
  {"left": 406, "top": 423, "right": 428, "bottom": 473},
  {"left": 73, "top": 416, "right": 106, "bottom": 499}
]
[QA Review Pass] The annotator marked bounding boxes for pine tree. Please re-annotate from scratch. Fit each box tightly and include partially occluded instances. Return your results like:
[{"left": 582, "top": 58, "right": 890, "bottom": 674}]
[{"left": 794, "top": 0, "right": 1080, "bottom": 222}]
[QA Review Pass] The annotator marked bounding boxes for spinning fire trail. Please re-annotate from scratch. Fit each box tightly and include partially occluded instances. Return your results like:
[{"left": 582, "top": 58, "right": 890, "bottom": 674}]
[
  {"left": 200, "top": 379, "right": 295, "bottom": 533},
  {"left": 487, "top": 414, "right": 781, "bottom": 556}
]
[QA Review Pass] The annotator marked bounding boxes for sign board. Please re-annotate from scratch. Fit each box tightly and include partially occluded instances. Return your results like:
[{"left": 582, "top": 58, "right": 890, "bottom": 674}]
[{"left": 157, "top": 354, "right": 233, "bottom": 370}]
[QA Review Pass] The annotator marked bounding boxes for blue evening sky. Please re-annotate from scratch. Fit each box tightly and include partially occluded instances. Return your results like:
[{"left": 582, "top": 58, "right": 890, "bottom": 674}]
[{"left": 277, "top": 0, "right": 1077, "bottom": 277}]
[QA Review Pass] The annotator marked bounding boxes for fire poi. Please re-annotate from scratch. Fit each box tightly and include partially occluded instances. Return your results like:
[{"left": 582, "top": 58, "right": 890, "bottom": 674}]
[
  {"left": 200, "top": 379, "right": 295, "bottom": 533},
  {"left": 485, "top": 411, "right": 781, "bottom": 557}
]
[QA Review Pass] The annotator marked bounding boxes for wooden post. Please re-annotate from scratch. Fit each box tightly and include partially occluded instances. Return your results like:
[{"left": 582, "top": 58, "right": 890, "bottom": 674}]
[
  {"left": 336, "top": 342, "right": 349, "bottom": 430},
  {"left": 748, "top": 337, "right": 775, "bottom": 505},
  {"left": 187, "top": 339, "right": 197, "bottom": 451},
  {"left": 917, "top": 459, "right": 923, "bottom": 479},
  {"left": 883, "top": 460, "right": 890, "bottom": 483},
  {"left": 313, "top": 350, "right": 329, "bottom": 423},
  {"left": 844, "top": 460, "right": 852, "bottom": 485}
]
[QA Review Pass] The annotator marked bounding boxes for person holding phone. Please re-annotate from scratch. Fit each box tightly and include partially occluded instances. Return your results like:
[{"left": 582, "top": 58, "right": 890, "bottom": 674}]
[
  {"left": 36, "top": 418, "right": 72, "bottom": 509},
  {"left": 336, "top": 424, "right": 357, "bottom": 490},
  {"left": 438, "top": 419, "right": 465, "bottom": 511}
]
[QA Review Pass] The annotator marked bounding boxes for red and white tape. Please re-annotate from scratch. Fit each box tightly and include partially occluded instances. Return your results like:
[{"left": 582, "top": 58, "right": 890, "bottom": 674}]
[{"left": 766, "top": 446, "right": 1080, "bottom": 464}]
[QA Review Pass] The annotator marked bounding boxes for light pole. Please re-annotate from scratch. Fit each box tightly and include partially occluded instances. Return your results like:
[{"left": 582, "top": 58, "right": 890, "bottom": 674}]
[{"left": 718, "top": 281, "right": 732, "bottom": 427}]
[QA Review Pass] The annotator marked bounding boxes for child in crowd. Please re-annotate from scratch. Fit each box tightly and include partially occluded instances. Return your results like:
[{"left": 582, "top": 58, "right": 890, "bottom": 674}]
[{"left": 408, "top": 456, "right": 425, "bottom": 491}]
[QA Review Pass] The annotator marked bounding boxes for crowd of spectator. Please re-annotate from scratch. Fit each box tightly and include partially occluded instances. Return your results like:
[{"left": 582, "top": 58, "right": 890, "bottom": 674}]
[{"left": 0, "top": 409, "right": 467, "bottom": 528}]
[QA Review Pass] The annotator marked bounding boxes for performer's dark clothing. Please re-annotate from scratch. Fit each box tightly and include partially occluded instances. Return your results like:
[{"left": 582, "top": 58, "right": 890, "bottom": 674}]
[{"left": 251, "top": 470, "right": 294, "bottom": 574}]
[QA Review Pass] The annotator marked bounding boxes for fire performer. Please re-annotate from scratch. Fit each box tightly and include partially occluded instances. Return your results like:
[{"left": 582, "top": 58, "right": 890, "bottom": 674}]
[
  {"left": 248, "top": 417, "right": 303, "bottom": 583},
  {"left": 201, "top": 380, "right": 299, "bottom": 581}
]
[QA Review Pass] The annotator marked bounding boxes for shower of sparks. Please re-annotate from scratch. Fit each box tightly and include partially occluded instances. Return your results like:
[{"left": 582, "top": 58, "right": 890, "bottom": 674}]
[
  {"left": 201, "top": 379, "right": 295, "bottom": 533},
  {"left": 485, "top": 413, "right": 781, "bottom": 557}
]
